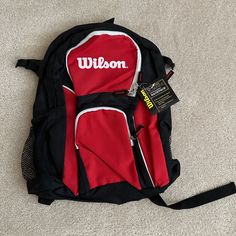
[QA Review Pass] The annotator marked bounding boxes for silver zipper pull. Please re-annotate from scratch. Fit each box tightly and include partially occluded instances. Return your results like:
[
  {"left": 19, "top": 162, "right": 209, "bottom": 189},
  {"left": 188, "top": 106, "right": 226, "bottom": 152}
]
[
  {"left": 128, "top": 82, "right": 139, "bottom": 96},
  {"left": 130, "top": 136, "right": 135, "bottom": 146}
]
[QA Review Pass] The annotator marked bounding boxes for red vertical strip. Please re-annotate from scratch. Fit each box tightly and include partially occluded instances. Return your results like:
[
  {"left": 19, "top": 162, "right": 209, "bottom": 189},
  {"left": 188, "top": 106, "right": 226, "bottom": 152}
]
[{"left": 62, "top": 86, "right": 79, "bottom": 195}]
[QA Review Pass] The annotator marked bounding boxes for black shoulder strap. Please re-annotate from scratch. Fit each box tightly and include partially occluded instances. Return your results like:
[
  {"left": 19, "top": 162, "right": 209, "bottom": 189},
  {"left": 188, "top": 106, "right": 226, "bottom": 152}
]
[
  {"left": 163, "top": 56, "right": 175, "bottom": 70},
  {"left": 16, "top": 59, "right": 42, "bottom": 76},
  {"left": 150, "top": 182, "right": 236, "bottom": 209}
]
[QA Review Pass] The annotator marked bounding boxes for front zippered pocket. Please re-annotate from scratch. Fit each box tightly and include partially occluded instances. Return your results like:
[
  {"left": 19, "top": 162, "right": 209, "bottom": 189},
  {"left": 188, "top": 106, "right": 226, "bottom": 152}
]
[
  {"left": 75, "top": 107, "right": 134, "bottom": 149},
  {"left": 66, "top": 31, "right": 142, "bottom": 97},
  {"left": 75, "top": 106, "right": 141, "bottom": 190}
]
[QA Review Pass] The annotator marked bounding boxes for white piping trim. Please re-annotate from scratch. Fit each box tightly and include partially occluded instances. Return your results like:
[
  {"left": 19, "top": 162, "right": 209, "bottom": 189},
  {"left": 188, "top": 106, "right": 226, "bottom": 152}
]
[
  {"left": 66, "top": 30, "right": 141, "bottom": 97},
  {"left": 75, "top": 106, "right": 134, "bottom": 149},
  {"left": 62, "top": 85, "right": 76, "bottom": 94},
  {"left": 132, "top": 117, "right": 155, "bottom": 187}
]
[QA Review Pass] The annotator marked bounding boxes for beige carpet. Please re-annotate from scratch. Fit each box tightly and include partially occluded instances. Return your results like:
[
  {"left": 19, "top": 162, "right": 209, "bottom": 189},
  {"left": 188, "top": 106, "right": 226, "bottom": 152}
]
[{"left": 0, "top": 0, "right": 235, "bottom": 235}]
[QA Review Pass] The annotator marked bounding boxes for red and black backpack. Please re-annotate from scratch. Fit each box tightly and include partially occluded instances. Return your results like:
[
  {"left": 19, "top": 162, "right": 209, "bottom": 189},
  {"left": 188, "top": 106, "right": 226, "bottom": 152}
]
[{"left": 17, "top": 19, "right": 235, "bottom": 208}]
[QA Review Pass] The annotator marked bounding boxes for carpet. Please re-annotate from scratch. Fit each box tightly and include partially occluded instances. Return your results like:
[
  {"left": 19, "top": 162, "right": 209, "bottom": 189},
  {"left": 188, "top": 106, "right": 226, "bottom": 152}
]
[{"left": 0, "top": 0, "right": 235, "bottom": 235}]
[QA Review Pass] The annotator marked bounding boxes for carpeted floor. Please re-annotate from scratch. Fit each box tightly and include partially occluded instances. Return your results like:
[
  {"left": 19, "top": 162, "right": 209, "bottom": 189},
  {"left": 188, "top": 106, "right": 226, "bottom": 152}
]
[{"left": 0, "top": 1, "right": 235, "bottom": 235}]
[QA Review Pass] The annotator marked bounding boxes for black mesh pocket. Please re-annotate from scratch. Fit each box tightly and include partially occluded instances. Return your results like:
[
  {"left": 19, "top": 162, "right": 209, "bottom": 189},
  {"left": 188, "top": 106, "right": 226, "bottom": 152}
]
[
  {"left": 21, "top": 127, "right": 36, "bottom": 181},
  {"left": 169, "top": 135, "right": 172, "bottom": 157}
]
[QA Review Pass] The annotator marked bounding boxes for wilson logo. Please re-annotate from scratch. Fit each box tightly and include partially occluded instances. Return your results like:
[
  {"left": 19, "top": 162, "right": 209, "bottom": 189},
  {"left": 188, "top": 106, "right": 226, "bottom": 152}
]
[
  {"left": 140, "top": 89, "right": 154, "bottom": 109},
  {"left": 77, "top": 57, "right": 128, "bottom": 69}
]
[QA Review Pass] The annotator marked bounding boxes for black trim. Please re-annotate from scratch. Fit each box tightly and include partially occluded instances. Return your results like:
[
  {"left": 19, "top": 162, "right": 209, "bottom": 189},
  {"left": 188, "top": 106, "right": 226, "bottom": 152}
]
[
  {"left": 77, "top": 150, "right": 90, "bottom": 194},
  {"left": 76, "top": 92, "right": 137, "bottom": 114},
  {"left": 128, "top": 118, "right": 154, "bottom": 189},
  {"left": 158, "top": 108, "right": 180, "bottom": 184},
  {"left": 131, "top": 139, "right": 154, "bottom": 189},
  {"left": 79, "top": 182, "right": 145, "bottom": 204}
]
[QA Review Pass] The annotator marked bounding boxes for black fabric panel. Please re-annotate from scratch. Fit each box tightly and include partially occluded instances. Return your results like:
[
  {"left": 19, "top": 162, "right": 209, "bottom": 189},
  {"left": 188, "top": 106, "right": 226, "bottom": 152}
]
[
  {"left": 158, "top": 108, "right": 180, "bottom": 183},
  {"left": 140, "top": 48, "right": 167, "bottom": 85},
  {"left": 32, "top": 77, "right": 49, "bottom": 118},
  {"left": 76, "top": 92, "right": 137, "bottom": 113},
  {"left": 32, "top": 106, "right": 66, "bottom": 180},
  {"left": 77, "top": 150, "right": 90, "bottom": 194},
  {"left": 140, "top": 50, "right": 158, "bottom": 83},
  {"left": 62, "top": 78, "right": 74, "bottom": 91},
  {"left": 79, "top": 182, "right": 145, "bottom": 204},
  {"left": 28, "top": 177, "right": 148, "bottom": 204},
  {"left": 27, "top": 174, "right": 64, "bottom": 194},
  {"left": 27, "top": 175, "right": 75, "bottom": 202}
]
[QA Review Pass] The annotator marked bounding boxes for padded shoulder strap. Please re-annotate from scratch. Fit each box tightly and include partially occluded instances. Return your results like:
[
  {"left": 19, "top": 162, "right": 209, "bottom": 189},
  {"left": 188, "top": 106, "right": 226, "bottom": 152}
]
[
  {"left": 163, "top": 56, "right": 175, "bottom": 70},
  {"left": 16, "top": 59, "right": 42, "bottom": 76},
  {"left": 150, "top": 182, "right": 236, "bottom": 209}
]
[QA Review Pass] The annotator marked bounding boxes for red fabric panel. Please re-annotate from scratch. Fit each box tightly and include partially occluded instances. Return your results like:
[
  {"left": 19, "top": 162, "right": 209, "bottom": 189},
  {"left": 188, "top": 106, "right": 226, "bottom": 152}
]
[
  {"left": 134, "top": 101, "right": 170, "bottom": 187},
  {"left": 75, "top": 108, "right": 141, "bottom": 190},
  {"left": 62, "top": 87, "right": 79, "bottom": 195},
  {"left": 67, "top": 34, "right": 138, "bottom": 95}
]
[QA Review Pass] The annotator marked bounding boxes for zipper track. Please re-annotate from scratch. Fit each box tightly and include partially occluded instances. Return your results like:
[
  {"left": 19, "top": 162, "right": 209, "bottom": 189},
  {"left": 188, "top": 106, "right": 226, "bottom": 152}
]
[
  {"left": 75, "top": 106, "right": 134, "bottom": 149},
  {"left": 132, "top": 117, "right": 155, "bottom": 188}
]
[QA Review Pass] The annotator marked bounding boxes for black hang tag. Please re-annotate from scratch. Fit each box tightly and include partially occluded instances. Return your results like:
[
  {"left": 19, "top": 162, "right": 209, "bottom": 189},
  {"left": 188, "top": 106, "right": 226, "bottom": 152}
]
[{"left": 138, "top": 79, "right": 179, "bottom": 114}]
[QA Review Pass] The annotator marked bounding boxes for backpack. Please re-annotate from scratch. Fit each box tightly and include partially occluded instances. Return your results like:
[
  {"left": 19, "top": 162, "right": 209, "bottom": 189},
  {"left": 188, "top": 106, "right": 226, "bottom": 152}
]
[{"left": 17, "top": 18, "right": 235, "bottom": 208}]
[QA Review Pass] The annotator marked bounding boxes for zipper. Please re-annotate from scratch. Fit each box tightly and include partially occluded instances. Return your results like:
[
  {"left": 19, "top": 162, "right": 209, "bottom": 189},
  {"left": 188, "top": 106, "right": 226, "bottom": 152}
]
[
  {"left": 75, "top": 106, "right": 134, "bottom": 149},
  {"left": 132, "top": 117, "right": 155, "bottom": 188}
]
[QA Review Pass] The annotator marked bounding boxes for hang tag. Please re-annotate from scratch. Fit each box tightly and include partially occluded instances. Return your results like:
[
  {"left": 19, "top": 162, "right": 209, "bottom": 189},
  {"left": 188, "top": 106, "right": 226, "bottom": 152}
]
[{"left": 138, "top": 79, "right": 179, "bottom": 114}]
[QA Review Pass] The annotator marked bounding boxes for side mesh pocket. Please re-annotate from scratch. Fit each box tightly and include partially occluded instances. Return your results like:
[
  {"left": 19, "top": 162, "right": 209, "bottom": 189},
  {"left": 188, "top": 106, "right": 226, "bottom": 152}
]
[{"left": 21, "top": 127, "right": 36, "bottom": 181}]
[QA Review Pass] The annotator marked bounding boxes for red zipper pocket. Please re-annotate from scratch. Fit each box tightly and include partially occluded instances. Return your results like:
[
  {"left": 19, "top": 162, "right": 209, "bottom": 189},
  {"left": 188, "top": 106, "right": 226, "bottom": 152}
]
[{"left": 75, "top": 107, "right": 141, "bottom": 190}]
